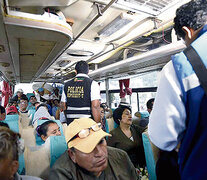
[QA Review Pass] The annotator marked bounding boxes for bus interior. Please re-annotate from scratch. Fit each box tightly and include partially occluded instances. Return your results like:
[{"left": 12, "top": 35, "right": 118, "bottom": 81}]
[
  {"left": 0, "top": 0, "right": 194, "bottom": 179},
  {"left": 0, "top": 0, "right": 190, "bottom": 111}
]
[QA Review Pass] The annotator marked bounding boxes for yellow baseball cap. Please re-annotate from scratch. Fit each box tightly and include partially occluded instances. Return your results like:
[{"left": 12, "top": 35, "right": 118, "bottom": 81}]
[{"left": 65, "top": 118, "right": 111, "bottom": 153}]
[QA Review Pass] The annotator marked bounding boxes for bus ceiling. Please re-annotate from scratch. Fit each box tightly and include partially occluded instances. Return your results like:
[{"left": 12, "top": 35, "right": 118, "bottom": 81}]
[{"left": 0, "top": 0, "right": 189, "bottom": 84}]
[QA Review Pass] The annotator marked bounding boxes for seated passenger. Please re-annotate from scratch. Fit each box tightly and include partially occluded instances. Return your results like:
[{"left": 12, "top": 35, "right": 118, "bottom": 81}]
[
  {"left": 18, "top": 96, "right": 29, "bottom": 113},
  {"left": 0, "top": 127, "right": 42, "bottom": 180},
  {"left": 133, "top": 111, "right": 149, "bottom": 128},
  {"left": 12, "top": 89, "right": 27, "bottom": 104},
  {"left": 146, "top": 98, "right": 154, "bottom": 114},
  {"left": 135, "top": 98, "right": 154, "bottom": 128},
  {"left": 107, "top": 106, "right": 146, "bottom": 168},
  {"left": 33, "top": 104, "right": 53, "bottom": 125},
  {"left": 52, "top": 99, "right": 60, "bottom": 119},
  {"left": 100, "top": 103, "right": 109, "bottom": 133},
  {"left": 49, "top": 118, "right": 139, "bottom": 180},
  {"left": 6, "top": 106, "right": 18, "bottom": 115},
  {"left": 7, "top": 99, "right": 18, "bottom": 108},
  {"left": 36, "top": 120, "right": 61, "bottom": 141},
  {"left": 0, "top": 105, "right": 6, "bottom": 121},
  {"left": 50, "top": 88, "right": 60, "bottom": 102},
  {"left": 28, "top": 95, "right": 37, "bottom": 109}
]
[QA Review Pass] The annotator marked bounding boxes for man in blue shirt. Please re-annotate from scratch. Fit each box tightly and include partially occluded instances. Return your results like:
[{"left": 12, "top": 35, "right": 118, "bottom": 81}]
[{"left": 149, "top": 0, "right": 207, "bottom": 179}]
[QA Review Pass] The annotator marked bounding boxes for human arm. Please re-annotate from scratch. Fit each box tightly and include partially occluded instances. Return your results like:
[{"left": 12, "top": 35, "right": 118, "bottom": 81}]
[
  {"left": 91, "top": 81, "right": 101, "bottom": 123},
  {"left": 106, "top": 130, "right": 117, "bottom": 147},
  {"left": 60, "top": 102, "right": 66, "bottom": 111},
  {"left": 60, "top": 90, "right": 66, "bottom": 111},
  {"left": 148, "top": 61, "right": 186, "bottom": 151},
  {"left": 91, "top": 99, "right": 101, "bottom": 123}
]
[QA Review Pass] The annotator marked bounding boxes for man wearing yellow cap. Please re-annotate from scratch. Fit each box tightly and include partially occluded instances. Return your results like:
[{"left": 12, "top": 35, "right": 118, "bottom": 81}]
[{"left": 49, "top": 118, "right": 139, "bottom": 180}]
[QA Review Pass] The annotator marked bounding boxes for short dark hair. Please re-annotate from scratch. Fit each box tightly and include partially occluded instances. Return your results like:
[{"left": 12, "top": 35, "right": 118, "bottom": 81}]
[
  {"left": 0, "top": 105, "right": 5, "bottom": 114},
  {"left": 174, "top": 0, "right": 207, "bottom": 39},
  {"left": 36, "top": 120, "right": 57, "bottom": 137},
  {"left": 75, "top": 61, "right": 89, "bottom": 74},
  {"left": 20, "top": 96, "right": 28, "bottom": 102},
  {"left": 113, "top": 106, "right": 131, "bottom": 125},
  {"left": 146, "top": 98, "right": 155, "bottom": 110},
  {"left": 9, "top": 98, "right": 15, "bottom": 104},
  {"left": 100, "top": 103, "right": 106, "bottom": 112},
  {"left": 29, "top": 95, "right": 36, "bottom": 101}
]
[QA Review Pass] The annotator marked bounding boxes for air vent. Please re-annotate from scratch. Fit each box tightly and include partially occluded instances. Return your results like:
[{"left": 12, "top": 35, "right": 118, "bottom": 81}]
[
  {"left": 116, "top": 0, "right": 177, "bottom": 15},
  {"left": 98, "top": 13, "right": 133, "bottom": 37}
]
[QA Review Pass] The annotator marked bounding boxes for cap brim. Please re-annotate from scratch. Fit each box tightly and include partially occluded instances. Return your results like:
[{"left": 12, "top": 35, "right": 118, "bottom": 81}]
[{"left": 68, "top": 129, "right": 111, "bottom": 153}]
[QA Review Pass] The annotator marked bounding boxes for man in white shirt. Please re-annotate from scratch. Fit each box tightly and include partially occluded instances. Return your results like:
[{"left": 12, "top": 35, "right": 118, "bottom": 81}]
[{"left": 148, "top": 0, "right": 207, "bottom": 179}]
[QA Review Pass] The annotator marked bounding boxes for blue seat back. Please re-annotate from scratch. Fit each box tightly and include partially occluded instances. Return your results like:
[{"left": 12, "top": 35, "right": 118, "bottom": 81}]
[
  {"left": 36, "top": 120, "right": 64, "bottom": 145},
  {"left": 26, "top": 93, "right": 35, "bottom": 100},
  {"left": 140, "top": 111, "right": 149, "bottom": 118},
  {"left": 18, "top": 153, "right": 25, "bottom": 175},
  {"left": 5, "top": 114, "right": 19, "bottom": 121},
  {"left": 50, "top": 136, "right": 67, "bottom": 167},
  {"left": 142, "top": 133, "right": 157, "bottom": 180},
  {"left": 27, "top": 104, "right": 36, "bottom": 111},
  {"left": 3, "top": 115, "right": 19, "bottom": 133},
  {"left": 28, "top": 109, "right": 36, "bottom": 122}
]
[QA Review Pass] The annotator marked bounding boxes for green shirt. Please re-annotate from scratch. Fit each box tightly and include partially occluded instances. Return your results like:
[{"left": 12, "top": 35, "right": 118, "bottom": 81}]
[{"left": 49, "top": 147, "right": 139, "bottom": 180}]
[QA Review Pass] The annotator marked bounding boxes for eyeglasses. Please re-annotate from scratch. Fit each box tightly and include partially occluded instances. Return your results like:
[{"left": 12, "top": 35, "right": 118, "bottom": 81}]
[
  {"left": 20, "top": 101, "right": 27, "bottom": 104},
  {"left": 68, "top": 123, "right": 102, "bottom": 143}
]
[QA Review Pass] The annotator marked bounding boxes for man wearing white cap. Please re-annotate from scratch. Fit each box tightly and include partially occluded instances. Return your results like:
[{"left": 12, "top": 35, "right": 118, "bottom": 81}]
[
  {"left": 13, "top": 88, "right": 27, "bottom": 103},
  {"left": 49, "top": 118, "right": 139, "bottom": 180}
]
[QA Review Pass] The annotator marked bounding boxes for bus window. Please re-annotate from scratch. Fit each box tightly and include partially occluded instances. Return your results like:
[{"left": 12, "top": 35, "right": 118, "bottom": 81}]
[{"left": 139, "top": 92, "right": 156, "bottom": 111}]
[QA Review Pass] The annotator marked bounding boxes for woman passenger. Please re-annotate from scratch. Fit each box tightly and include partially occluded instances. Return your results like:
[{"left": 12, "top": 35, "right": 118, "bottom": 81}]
[
  {"left": 36, "top": 120, "right": 61, "bottom": 141},
  {"left": 32, "top": 104, "right": 53, "bottom": 125},
  {"left": 100, "top": 103, "right": 109, "bottom": 133},
  {"left": 0, "top": 127, "right": 42, "bottom": 180},
  {"left": 107, "top": 106, "right": 146, "bottom": 168}
]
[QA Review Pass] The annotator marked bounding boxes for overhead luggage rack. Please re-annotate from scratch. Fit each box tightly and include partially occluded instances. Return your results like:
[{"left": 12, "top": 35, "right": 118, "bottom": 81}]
[{"left": 0, "top": 3, "right": 72, "bottom": 84}]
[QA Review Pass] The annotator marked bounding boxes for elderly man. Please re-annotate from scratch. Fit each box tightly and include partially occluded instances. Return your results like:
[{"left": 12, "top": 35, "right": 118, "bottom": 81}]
[{"left": 49, "top": 118, "right": 139, "bottom": 180}]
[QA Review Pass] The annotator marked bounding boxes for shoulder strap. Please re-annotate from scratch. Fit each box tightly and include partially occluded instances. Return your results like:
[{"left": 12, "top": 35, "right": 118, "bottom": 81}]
[{"left": 183, "top": 46, "right": 207, "bottom": 94}]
